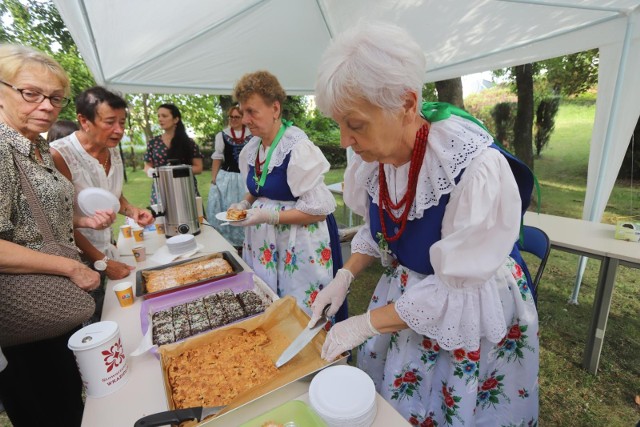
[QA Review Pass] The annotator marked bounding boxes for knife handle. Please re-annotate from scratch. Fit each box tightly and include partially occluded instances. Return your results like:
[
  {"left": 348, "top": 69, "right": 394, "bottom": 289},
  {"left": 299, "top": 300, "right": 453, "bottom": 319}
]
[{"left": 134, "top": 407, "right": 202, "bottom": 427}]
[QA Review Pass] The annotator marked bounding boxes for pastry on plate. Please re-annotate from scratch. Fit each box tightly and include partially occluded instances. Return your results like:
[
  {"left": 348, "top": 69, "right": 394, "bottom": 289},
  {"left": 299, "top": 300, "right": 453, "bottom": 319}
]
[{"left": 226, "top": 208, "right": 247, "bottom": 221}]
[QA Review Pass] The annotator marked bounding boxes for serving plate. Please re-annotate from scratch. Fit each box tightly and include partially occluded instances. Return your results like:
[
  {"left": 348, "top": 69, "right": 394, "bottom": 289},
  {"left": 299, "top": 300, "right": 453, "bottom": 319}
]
[{"left": 215, "top": 211, "right": 244, "bottom": 222}]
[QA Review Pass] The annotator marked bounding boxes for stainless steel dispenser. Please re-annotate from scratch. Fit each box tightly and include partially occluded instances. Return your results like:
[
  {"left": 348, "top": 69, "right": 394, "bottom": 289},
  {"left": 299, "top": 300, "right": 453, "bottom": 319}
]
[{"left": 154, "top": 165, "right": 200, "bottom": 237}]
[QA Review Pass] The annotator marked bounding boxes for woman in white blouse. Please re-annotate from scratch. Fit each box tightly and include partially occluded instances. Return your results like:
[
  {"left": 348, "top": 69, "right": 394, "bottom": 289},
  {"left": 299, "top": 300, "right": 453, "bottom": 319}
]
[
  {"left": 311, "top": 22, "right": 539, "bottom": 426},
  {"left": 229, "top": 70, "right": 346, "bottom": 321}
]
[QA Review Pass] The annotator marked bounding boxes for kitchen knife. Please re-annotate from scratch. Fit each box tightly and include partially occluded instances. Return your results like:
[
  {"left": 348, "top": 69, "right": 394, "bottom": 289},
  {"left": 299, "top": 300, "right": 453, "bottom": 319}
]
[
  {"left": 134, "top": 405, "right": 225, "bottom": 427},
  {"left": 275, "top": 305, "right": 330, "bottom": 368}
]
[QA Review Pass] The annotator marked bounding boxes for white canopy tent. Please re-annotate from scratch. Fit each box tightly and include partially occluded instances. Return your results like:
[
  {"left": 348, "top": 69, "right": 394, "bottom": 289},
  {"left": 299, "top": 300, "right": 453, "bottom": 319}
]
[{"left": 54, "top": 0, "right": 640, "bottom": 285}]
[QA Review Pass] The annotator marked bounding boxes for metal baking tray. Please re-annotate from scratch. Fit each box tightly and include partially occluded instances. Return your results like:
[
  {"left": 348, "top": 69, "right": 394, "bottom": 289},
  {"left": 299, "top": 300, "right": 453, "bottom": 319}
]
[
  {"left": 139, "top": 272, "right": 277, "bottom": 357},
  {"left": 135, "top": 251, "right": 243, "bottom": 299}
]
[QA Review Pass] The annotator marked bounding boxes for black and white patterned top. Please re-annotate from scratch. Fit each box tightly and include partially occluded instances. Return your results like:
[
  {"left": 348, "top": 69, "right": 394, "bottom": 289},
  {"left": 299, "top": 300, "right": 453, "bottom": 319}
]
[{"left": 0, "top": 122, "right": 76, "bottom": 250}]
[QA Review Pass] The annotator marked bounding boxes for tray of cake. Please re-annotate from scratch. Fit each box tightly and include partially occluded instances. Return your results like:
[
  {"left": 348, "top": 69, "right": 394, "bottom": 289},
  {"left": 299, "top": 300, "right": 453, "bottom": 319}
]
[
  {"left": 135, "top": 251, "right": 243, "bottom": 299},
  {"left": 140, "top": 272, "right": 277, "bottom": 357},
  {"left": 157, "top": 296, "right": 347, "bottom": 426}
]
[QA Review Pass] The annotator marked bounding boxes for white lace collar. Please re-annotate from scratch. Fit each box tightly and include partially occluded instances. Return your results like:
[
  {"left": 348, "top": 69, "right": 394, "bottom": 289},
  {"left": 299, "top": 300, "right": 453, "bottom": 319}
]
[
  {"left": 353, "top": 114, "right": 493, "bottom": 219},
  {"left": 244, "top": 126, "right": 307, "bottom": 172}
]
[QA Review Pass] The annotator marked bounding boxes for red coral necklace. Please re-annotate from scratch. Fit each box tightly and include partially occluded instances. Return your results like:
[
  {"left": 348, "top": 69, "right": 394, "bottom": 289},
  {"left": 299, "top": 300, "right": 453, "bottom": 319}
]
[
  {"left": 230, "top": 126, "right": 246, "bottom": 144},
  {"left": 378, "top": 123, "right": 429, "bottom": 242}
]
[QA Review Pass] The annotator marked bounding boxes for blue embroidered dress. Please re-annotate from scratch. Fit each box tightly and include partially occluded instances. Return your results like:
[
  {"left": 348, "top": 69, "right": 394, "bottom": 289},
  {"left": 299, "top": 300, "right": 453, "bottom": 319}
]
[
  {"left": 207, "top": 127, "right": 252, "bottom": 246},
  {"left": 238, "top": 126, "right": 345, "bottom": 319},
  {"left": 345, "top": 103, "right": 539, "bottom": 426}
]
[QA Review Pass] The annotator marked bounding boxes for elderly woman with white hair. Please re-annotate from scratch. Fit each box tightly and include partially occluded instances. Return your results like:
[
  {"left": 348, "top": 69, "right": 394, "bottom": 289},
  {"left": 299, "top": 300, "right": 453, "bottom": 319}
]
[{"left": 310, "top": 22, "right": 539, "bottom": 426}]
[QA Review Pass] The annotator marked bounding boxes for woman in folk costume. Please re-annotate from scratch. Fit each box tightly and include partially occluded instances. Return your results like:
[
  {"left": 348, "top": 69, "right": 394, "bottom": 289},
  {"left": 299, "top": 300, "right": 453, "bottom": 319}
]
[
  {"left": 310, "top": 22, "right": 539, "bottom": 426},
  {"left": 229, "top": 70, "right": 347, "bottom": 322},
  {"left": 206, "top": 105, "right": 252, "bottom": 247}
]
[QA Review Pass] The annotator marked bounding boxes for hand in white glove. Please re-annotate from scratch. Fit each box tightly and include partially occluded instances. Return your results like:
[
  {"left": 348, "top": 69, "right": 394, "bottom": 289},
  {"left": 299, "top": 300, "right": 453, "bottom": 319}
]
[
  {"left": 308, "top": 268, "right": 353, "bottom": 328},
  {"left": 146, "top": 168, "right": 156, "bottom": 178},
  {"left": 229, "top": 199, "right": 252, "bottom": 211},
  {"left": 321, "top": 311, "right": 380, "bottom": 361},
  {"left": 230, "top": 208, "right": 279, "bottom": 227}
]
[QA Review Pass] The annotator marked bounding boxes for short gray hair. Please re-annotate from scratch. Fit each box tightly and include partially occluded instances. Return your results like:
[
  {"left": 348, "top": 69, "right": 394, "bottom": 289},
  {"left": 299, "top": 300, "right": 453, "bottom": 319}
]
[{"left": 315, "top": 21, "right": 425, "bottom": 116}]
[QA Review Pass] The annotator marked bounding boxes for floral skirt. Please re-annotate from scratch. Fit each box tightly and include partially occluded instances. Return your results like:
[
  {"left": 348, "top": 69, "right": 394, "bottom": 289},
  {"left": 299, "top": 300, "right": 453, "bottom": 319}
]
[
  {"left": 357, "top": 258, "right": 539, "bottom": 427},
  {"left": 206, "top": 170, "right": 247, "bottom": 247},
  {"left": 242, "top": 198, "right": 334, "bottom": 316}
]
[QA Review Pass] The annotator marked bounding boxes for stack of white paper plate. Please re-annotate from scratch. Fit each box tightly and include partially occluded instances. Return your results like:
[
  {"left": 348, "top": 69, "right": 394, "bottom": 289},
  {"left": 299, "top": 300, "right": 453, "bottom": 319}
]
[
  {"left": 166, "top": 234, "right": 197, "bottom": 255},
  {"left": 309, "top": 365, "right": 377, "bottom": 427}
]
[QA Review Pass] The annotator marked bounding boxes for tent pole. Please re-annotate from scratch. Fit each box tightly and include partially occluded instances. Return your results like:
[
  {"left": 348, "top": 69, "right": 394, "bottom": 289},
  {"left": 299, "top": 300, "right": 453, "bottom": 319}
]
[{"left": 570, "top": 12, "right": 635, "bottom": 304}]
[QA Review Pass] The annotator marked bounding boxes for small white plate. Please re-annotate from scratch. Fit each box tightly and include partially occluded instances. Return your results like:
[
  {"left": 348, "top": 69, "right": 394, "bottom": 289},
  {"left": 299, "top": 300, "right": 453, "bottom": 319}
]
[
  {"left": 77, "top": 187, "right": 120, "bottom": 216},
  {"left": 215, "top": 211, "right": 244, "bottom": 222}
]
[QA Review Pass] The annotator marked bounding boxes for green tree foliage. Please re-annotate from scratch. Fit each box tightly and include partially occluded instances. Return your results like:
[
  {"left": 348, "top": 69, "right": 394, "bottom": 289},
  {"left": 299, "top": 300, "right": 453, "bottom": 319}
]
[
  {"left": 0, "top": 0, "right": 96, "bottom": 120},
  {"left": 534, "top": 97, "right": 560, "bottom": 156},
  {"left": 542, "top": 50, "right": 599, "bottom": 96}
]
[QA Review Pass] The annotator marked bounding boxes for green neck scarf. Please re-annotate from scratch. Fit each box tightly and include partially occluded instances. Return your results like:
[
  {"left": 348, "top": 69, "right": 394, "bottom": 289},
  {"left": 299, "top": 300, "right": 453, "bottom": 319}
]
[{"left": 254, "top": 118, "right": 292, "bottom": 191}]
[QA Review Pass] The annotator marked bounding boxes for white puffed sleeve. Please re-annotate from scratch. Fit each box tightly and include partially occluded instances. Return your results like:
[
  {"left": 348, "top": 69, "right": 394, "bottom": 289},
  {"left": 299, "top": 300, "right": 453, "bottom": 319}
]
[
  {"left": 211, "top": 131, "right": 225, "bottom": 160},
  {"left": 395, "top": 148, "right": 523, "bottom": 350},
  {"left": 343, "top": 156, "right": 380, "bottom": 257},
  {"left": 238, "top": 138, "right": 259, "bottom": 181},
  {"left": 287, "top": 141, "right": 336, "bottom": 215}
]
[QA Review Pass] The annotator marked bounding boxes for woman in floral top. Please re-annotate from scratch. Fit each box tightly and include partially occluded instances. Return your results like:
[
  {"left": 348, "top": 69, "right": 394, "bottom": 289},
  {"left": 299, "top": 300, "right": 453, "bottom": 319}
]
[
  {"left": 311, "top": 22, "right": 539, "bottom": 426},
  {"left": 143, "top": 103, "right": 204, "bottom": 204},
  {"left": 229, "top": 70, "right": 347, "bottom": 322}
]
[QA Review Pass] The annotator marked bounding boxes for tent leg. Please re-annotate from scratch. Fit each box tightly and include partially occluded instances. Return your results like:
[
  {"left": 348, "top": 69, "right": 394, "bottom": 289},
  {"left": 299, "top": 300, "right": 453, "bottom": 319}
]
[{"left": 568, "top": 256, "right": 589, "bottom": 304}]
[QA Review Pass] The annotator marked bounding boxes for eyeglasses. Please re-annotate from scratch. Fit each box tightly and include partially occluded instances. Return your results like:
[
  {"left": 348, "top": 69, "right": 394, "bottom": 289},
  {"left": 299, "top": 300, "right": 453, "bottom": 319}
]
[
  {"left": 0, "top": 80, "right": 70, "bottom": 108},
  {"left": 229, "top": 115, "right": 242, "bottom": 119}
]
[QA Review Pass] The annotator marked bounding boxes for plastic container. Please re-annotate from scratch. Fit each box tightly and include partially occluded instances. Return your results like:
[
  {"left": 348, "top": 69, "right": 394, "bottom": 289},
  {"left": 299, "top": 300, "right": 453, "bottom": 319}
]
[
  {"left": 67, "top": 321, "right": 130, "bottom": 398},
  {"left": 309, "top": 365, "right": 377, "bottom": 427},
  {"left": 240, "top": 400, "right": 327, "bottom": 427}
]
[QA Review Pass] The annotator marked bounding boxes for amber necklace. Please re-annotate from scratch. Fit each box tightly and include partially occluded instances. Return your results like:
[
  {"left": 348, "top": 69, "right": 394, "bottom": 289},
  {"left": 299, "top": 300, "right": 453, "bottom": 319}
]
[{"left": 378, "top": 123, "right": 429, "bottom": 242}]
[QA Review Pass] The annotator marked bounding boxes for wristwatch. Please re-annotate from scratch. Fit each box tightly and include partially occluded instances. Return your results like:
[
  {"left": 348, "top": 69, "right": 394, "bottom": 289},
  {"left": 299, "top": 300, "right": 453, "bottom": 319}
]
[{"left": 94, "top": 256, "right": 109, "bottom": 272}]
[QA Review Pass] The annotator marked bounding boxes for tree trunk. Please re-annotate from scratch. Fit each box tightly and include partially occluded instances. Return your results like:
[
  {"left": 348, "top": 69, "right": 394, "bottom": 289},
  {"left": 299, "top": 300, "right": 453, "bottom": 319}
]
[
  {"left": 142, "top": 94, "right": 153, "bottom": 141},
  {"left": 513, "top": 64, "right": 534, "bottom": 170},
  {"left": 435, "top": 78, "right": 465, "bottom": 109}
]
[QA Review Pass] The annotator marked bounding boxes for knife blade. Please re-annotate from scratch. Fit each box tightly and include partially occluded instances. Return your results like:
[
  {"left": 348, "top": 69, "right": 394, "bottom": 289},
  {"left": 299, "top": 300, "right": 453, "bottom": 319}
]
[
  {"left": 276, "top": 305, "right": 330, "bottom": 368},
  {"left": 134, "top": 405, "right": 225, "bottom": 427}
]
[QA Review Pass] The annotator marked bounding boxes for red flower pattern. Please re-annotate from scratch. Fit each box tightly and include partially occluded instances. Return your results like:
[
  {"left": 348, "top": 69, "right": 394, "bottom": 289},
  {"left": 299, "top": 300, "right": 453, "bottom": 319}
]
[
  {"left": 320, "top": 247, "right": 331, "bottom": 261},
  {"left": 481, "top": 377, "right": 499, "bottom": 391},
  {"left": 467, "top": 349, "right": 481, "bottom": 361},
  {"left": 263, "top": 248, "right": 272, "bottom": 262},
  {"left": 507, "top": 324, "right": 522, "bottom": 340},
  {"left": 403, "top": 371, "right": 418, "bottom": 383},
  {"left": 453, "top": 349, "right": 466, "bottom": 360}
]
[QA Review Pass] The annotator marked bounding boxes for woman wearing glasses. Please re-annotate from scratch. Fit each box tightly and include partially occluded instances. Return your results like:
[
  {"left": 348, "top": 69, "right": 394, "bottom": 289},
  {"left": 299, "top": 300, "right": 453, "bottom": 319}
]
[
  {"left": 206, "top": 105, "right": 252, "bottom": 247},
  {"left": 0, "top": 44, "right": 115, "bottom": 427},
  {"left": 50, "top": 87, "right": 154, "bottom": 321}
]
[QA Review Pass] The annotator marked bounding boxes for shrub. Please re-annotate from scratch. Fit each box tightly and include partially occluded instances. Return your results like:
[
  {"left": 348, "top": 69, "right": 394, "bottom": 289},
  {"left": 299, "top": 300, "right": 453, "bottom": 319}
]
[{"left": 534, "top": 97, "right": 560, "bottom": 156}]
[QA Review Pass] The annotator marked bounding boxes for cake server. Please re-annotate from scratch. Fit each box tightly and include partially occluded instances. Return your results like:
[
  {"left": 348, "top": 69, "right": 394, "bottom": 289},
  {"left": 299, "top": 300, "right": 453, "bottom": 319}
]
[
  {"left": 134, "top": 405, "right": 225, "bottom": 427},
  {"left": 275, "top": 304, "right": 330, "bottom": 368}
]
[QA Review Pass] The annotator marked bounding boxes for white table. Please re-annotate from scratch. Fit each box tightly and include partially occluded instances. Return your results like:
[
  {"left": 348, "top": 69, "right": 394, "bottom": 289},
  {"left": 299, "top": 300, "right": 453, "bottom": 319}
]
[
  {"left": 524, "top": 212, "right": 640, "bottom": 374},
  {"left": 82, "top": 224, "right": 409, "bottom": 427}
]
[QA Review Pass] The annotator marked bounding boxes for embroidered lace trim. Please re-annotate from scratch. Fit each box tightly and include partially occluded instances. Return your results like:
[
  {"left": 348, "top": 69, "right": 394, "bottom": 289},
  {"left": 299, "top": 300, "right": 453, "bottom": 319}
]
[
  {"left": 350, "top": 226, "right": 381, "bottom": 257},
  {"left": 295, "top": 185, "right": 336, "bottom": 215},
  {"left": 353, "top": 115, "right": 493, "bottom": 220},
  {"left": 394, "top": 259, "right": 534, "bottom": 351},
  {"left": 245, "top": 126, "right": 308, "bottom": 172}
]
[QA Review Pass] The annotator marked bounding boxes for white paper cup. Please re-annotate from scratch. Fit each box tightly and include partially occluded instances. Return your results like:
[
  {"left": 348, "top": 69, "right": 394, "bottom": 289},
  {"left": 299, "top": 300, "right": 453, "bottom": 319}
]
[
  {"left": 132, "top": 227, "right": 144, "bottom": 242},
  {"left": 155, "top": 216, "right": 165, "bottom": 235},
  {"left": 195, "top": 196, "right": 204, "bottom": 223},
  {"left": 68, "top": 321, "right": 130, "bottom": 398},
  {"left": 131, "top": 245, "right": 147, "bottom": 263}
]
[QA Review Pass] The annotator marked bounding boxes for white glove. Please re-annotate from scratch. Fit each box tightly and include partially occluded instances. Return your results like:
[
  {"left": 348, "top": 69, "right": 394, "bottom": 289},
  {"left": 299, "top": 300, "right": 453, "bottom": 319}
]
[
  {"left": 230, "top": 208, "right": 279, "bottom": 227},
  {"left": 321, "top": 311, "right": 380, "bottom": 361},
  {"left": 229, "top": 199, "right": 252, "bottom": 210},
  {"left": 146, "top": 168, "right": 156, "bottom": 178},
  {"left": 308, "top": 268, "right": 353, "bottom": 328}
]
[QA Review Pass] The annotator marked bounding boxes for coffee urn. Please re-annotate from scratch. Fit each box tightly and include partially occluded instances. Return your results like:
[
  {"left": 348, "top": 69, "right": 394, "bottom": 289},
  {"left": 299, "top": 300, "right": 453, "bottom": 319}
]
[{"left": 154, "top": 165, "right": 200, "bottom": 237}]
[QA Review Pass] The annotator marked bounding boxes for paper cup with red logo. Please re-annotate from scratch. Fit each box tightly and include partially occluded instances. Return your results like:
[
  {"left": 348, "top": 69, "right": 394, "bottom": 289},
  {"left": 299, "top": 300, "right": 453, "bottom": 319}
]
[{"left": 68, "top": 321, "right": 130, "bottom": 398}]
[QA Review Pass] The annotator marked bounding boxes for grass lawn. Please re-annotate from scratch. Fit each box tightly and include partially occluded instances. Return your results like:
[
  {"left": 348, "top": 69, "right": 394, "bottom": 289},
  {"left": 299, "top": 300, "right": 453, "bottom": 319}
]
[{"left": 2, "top": 101, "right": 639, "bottom": 426}]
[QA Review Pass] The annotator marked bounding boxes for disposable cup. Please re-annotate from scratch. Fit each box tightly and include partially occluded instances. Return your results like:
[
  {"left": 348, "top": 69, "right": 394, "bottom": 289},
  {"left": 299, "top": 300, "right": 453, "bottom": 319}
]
[
  {"left": 68, "top": 321, "right": 130, "bottom": 398},
  {"left": 155, "top": 216, "right": 165, "bottom": 235},
  {"left": 120, "top": 225, "right": 132, "bottom": 239},
  {"left": 196, "top": 196, "right": 204, "bottom": 223},
  {"left": 113, "top": 281, "right": 135, "bottom": 307},
  {"left": 131, "top": 245, "right": 146, "bottom": 262},
  {"left": 132, "top": 227, "right": 144, "bottom": 242}
]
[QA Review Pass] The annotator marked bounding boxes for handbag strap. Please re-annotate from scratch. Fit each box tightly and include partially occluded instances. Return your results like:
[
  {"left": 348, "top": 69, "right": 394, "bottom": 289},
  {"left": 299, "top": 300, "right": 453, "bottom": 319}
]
[{"left": 11, "top": 149, "right": 61, "bottom": 245}]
